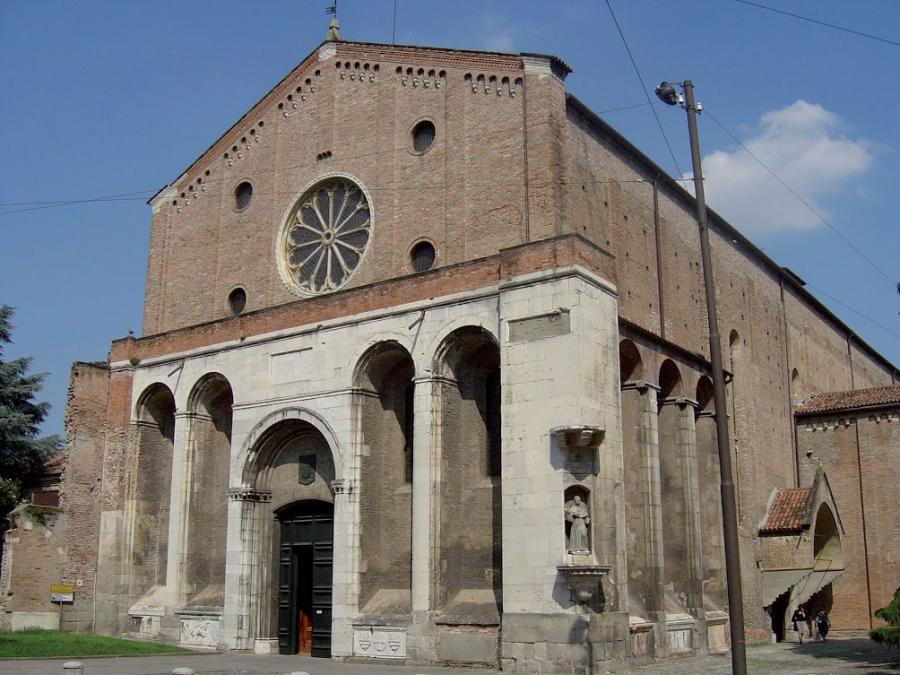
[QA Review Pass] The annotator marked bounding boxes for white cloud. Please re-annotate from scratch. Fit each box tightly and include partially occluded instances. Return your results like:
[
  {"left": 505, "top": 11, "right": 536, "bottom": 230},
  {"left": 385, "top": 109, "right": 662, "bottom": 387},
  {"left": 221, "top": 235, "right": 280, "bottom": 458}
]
[{"left": 697, "top": 100, "right": 872, "bottom": 235}]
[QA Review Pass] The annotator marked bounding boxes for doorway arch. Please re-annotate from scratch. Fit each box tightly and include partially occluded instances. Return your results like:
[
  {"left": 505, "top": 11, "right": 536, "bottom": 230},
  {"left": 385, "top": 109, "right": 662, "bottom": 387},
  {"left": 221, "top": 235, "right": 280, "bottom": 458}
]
[{"left": 275, "top": 500, "right": 334, "bottom": 657}]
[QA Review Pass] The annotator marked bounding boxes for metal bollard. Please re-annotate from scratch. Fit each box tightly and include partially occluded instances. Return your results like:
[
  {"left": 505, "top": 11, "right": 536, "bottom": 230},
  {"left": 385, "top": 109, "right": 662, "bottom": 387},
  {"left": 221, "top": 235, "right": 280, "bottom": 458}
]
[
  {"left": 171, "top": 669, "right": 194, "bottom": 675},
  {"left": 62, "top": 663, "right": 83, "bottom": 675}
]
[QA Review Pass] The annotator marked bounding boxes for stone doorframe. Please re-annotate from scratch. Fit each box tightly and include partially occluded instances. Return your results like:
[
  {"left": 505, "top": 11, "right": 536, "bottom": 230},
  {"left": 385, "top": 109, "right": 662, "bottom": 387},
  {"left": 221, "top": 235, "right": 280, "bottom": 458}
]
[{"left": 221, "top": 407, "right": 349, "bottom": 653}]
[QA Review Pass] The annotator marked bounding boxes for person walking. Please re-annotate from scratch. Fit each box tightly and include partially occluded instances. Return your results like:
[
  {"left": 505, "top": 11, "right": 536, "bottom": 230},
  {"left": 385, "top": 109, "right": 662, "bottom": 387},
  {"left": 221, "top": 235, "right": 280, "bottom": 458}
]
[
  {"left": 791, "top": 606, "right": 809, "bottom": 644},
  {"left": 816, "top": 609, "right": 830, "bottom": 641}
]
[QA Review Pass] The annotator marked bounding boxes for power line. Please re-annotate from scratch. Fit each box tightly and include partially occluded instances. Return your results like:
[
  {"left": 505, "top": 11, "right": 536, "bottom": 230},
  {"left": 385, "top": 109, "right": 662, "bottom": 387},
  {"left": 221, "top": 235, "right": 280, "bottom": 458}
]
[
  {"left": 806, "top": 283, "right": 900, "bottom": 340},
  {"left": 596, "top": 102, "right": 651, "bottom": 115},
  {"left": 703, "top": 109, "right": 895, "bottom": 286},
  {"left": 603, "top": 0, "right": 685, "bottom": 181},
  {"left": 734, "top": 0, "right": 900, "bottom": 49}
]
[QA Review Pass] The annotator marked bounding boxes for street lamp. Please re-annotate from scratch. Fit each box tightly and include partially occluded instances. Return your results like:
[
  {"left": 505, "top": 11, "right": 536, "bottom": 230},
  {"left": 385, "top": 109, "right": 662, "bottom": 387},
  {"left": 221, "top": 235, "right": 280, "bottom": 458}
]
[{"left": 655, "top": 80, "right": 748, "bottom": 675}]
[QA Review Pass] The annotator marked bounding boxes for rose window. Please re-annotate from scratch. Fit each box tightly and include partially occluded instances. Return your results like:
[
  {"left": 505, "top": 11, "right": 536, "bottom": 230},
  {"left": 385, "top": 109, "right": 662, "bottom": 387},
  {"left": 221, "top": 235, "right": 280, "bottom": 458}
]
[{"left": 279, "top": 177, "right": 371, "bottom": 295}]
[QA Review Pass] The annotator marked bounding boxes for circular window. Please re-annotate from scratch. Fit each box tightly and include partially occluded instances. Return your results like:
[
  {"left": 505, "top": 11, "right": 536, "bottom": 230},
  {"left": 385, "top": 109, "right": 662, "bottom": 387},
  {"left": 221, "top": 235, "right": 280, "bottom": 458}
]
[
  {"left": 228, "top": 287, "right": 247, "bottom": 315},
  {"left": 234, "top": 181, "right": 253, "bottom": 211},
  {"left": 278, "top": 176, "right": 372, "bottom": 295},
  {"left": 409, "top": 240, "right": 436, "bottom": 272},
  {"left": 411, "top": 120, "right": 436, "bottom": 154}
]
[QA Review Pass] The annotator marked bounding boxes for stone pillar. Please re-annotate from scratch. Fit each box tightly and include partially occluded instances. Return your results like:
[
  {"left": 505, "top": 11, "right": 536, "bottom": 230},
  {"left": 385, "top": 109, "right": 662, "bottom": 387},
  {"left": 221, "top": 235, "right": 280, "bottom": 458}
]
[
  {"left": 621, "top": 380, "right": 667, "bottom": 655},
  {"left": 222, "top": 489, "right": 271, "bottom": 651},
  {"left": 165, "top": 411, "right": 195, "bottom": 607},
  {"left": 410, "top": 376, "right": 439, "bottom": 614},
  {"left": 696, "top": 409, "right": 728, "bottom": 651},
  {"left": 657, "top": 397, "right": 705, "bottom": 651}
]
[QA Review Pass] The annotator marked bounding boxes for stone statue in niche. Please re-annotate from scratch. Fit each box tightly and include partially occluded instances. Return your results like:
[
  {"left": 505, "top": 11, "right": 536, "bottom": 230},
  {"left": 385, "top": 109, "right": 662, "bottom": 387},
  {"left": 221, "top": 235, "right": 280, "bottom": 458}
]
[{"left": 565, "top": 494, "right": 591, "bottom": 554}]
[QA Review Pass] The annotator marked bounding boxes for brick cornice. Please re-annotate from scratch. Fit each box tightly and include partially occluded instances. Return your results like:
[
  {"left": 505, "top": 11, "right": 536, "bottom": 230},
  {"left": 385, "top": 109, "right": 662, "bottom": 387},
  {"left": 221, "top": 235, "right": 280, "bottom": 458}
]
[{"left": 112, "top": 234, "right": 614, "bottom": 364}]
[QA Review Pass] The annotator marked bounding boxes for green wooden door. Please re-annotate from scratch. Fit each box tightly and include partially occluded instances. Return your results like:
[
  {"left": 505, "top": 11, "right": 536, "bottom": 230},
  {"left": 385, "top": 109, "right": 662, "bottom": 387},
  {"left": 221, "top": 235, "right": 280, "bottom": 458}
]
[{"left": 277, "top": 501, "right": 333, "bottom": 657}]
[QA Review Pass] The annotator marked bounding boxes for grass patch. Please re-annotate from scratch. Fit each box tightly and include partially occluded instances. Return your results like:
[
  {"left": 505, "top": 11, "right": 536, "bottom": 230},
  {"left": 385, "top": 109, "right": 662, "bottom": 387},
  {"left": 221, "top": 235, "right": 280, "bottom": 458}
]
[{"left": 0, "top": 629, "right": 193, "bottom": 658}]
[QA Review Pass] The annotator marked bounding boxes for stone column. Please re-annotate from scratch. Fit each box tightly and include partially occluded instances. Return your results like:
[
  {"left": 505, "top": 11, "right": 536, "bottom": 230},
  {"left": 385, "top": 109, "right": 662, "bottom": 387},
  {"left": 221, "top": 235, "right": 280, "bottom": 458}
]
[
  {"left": 621, "top": 381, "right": 665, "bottom": 616},
  {"left": 221, "top": 489, "right": 271, "bottom": 652},
  {"left": 411, "top": 376, "right": 439, "bottom": 614},
  {"left": 165, "top": 411, "right": 195, "bottom": 607},
  {"left": 657, "top": 397, "right": 705, "bottom": 651}
]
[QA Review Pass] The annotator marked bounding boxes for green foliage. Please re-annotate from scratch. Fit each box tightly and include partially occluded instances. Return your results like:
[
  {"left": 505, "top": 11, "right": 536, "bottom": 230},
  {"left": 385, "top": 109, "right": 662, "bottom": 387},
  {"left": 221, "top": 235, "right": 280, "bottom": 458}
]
[
  {"left": 870, "top": 587, "right": 900, "bottom": 649},
  {"left": 0, "top": 305, "right": 61, "bottom": 519},
  {"left": 0, "top": 629, "right": 192, "bottom": 657}
]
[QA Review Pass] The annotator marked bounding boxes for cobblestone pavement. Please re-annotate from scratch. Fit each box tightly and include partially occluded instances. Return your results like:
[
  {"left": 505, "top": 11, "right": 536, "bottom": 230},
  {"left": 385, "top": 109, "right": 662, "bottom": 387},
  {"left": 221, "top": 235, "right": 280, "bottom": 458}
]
[{"left": 0, "top": 638, "right": 897, "bottom": 674}]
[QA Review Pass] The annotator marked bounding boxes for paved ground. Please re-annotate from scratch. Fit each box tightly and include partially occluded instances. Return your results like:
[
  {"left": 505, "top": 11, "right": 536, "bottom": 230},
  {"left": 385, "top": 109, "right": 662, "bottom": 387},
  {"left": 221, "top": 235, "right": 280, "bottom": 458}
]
[{"left": 1, "top": 638, "right": 897, "bottom": 674}]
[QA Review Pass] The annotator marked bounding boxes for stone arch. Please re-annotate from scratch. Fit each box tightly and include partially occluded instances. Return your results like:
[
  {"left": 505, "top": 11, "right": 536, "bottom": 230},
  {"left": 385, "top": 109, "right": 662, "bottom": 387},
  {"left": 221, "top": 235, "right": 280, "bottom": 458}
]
[
  {"left": 354, "top": 341, "right": 415, "bottom": 615},
  {"left": 658, "top": 359, "right": 683, "bottom": 401},
  {"left": 619, "top": 339, "right": 643, "bottom": 385},
  {"left": 433, "top": 326, "right": 502, "bottom": 620},
  {"left": 130, "top": 383, "right": 176, "bottom": 598},
  {"left": 240, "top": 407, "right": 343, "bottom": 487},
  {"left": 422, "top": 315, "right": 498, "bottom": 375},
  {"left": 183, "top": 372, "right": 233, "bottom": 607},
  {"left": 812, "top": 503, "right": 843, "bottom": 571},
  {"left": 238, "top": 412, "right": 338, "bottom": 652}
]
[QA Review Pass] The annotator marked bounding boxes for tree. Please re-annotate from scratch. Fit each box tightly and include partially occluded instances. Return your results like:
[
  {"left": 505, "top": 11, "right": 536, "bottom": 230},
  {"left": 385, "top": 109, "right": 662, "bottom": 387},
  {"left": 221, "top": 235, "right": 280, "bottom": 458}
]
[
  {"left": 0, "top": 305, "right": 61, "bottom": 519},
  {"left": 871, "top": 587, "right": 900, "bottom": 649}
]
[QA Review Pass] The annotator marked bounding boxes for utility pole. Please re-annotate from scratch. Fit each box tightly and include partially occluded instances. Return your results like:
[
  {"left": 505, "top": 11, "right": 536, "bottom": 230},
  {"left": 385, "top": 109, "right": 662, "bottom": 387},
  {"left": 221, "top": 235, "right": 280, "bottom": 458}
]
[{"left": 656, "top": 79, "right": 748, "bottom": 675}]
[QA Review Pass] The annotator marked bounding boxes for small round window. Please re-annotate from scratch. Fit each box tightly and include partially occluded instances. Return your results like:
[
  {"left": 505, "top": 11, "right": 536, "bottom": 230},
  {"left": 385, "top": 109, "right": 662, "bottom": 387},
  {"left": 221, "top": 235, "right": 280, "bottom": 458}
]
[
  {"left": 234, "top": 181, "right": 253, "bottom": 211},
  {"left": 410, "top": 241, "right": 436, "bottom": 272},
  {"left": 228, "top": 287, "right": 247, "bottom": 315},
  {"left": 411, "top": 120, "right": 436, "bottom": 154}
]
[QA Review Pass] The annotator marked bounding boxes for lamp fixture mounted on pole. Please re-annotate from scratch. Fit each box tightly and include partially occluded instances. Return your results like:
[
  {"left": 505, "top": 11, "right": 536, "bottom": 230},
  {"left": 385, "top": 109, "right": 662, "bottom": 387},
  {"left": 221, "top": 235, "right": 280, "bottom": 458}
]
[{"left": 655, "top": 79, "right": 748, "bottom": 675}]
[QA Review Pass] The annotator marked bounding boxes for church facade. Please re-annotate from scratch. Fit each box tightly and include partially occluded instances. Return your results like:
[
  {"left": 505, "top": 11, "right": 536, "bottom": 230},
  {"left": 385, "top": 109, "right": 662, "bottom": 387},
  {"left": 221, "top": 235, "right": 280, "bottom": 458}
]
[{"left": 52, "top": 36, "right": 898, "bottom": 672}]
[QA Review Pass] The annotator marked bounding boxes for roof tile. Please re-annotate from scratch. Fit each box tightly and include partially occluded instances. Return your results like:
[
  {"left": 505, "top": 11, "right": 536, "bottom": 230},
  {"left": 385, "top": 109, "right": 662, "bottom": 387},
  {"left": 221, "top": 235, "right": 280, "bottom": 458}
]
[
  {"left": 795, "top": 384, "right": 900, "bottom": 416},
  {"left": 760, "top": 488, "right": 811, "bottom": 534}
]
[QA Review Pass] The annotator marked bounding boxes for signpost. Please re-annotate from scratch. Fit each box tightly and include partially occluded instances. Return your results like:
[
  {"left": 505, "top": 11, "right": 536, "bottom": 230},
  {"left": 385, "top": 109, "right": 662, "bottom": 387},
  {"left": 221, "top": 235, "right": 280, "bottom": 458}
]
[{"left": 50, "top": 583, "right": 75, "bottom": 603}]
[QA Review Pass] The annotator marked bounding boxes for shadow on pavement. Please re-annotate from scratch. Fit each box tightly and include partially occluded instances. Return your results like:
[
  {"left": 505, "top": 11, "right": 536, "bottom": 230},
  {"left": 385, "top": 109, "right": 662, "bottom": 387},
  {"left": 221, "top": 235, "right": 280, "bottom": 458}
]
[{"left": 783, "top": 637, "right": 900, "bottom": 672}]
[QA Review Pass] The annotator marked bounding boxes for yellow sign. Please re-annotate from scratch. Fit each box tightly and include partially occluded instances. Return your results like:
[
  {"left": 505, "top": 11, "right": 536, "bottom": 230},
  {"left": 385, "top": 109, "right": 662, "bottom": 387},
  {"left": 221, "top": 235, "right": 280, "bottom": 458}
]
[{"left": 50, "top": 584, "right": 75, "bottom": 602}]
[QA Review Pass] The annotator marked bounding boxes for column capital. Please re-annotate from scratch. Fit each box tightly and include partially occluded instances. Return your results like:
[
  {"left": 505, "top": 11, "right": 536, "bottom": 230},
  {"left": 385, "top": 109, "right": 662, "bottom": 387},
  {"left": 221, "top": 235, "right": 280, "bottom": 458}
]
[
  {"left": 658, "top": 396, "right": 699, "bottom": 409},
  {"left": 621, "top": 379, "right": 661, "bottom": 393}
]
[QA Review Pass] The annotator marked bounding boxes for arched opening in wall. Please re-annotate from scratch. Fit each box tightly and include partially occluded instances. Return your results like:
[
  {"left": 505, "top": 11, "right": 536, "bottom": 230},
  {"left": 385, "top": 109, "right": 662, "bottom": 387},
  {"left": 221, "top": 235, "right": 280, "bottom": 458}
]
[
  {"left": 354, "top": 342, "right": 415, "bottom": 616},
  {"left": 435, "top": 326, "right": 502, "bottom": 621},
  {"left": 184, "top": 373, "right": 233, "bottom": 608},
  {"left": 242, "top": 416, "right": 336, "bottom": 656},
  {"left": 812, "top": 504, "right": 843, "bottom": 571},
  {"left": 131, "top": 383, "right": 176, "bottom": 598},
  {"left": 791, "top": 368, "right": 801, "bottom": 404},
  {"left": 619, "top": 339, "right": 643, "bottom": 385},
  {"left": 656, "top": 359, "right": 697, "bottom": 615},
  {"left": 619, "top": 341, "right": 656, "bottom": 618},
  {"left": 726, "top": 330, "right": 742, "bottom": 518},
  {"left": 658, "top": 359, "right": 683, "bottom": 404},
  {"left": 694, "top": 375, "right": 726, "bottom": 611}
]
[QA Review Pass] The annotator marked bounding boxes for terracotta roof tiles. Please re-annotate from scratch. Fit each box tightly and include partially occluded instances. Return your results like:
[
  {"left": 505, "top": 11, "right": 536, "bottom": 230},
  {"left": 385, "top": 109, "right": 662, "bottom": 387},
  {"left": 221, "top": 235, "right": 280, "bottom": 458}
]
[
  {"left": 760, "top": 488, "right": 811, "bottom": 534},
  {"left": 795, "top": 385, "right": 900, "bottom": 416}
]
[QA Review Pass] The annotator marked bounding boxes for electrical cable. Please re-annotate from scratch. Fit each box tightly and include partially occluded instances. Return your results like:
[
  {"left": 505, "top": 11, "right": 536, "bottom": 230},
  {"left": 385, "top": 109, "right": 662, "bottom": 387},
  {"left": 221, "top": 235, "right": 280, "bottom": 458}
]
[
  {"left": 603, "top": 0, "right": 685, "bottom": 181},
  {"left": 806, "top": 284, "right": 900, "bottom": 340},
  {"left": 596, "top": 102, "right": 651, "bottom": 115},
  {"left": 704, "top": 109, "right": 896, "bottom": 285},
  {"left": 733, "top": 0, "right": 900, "bottom": 49}
]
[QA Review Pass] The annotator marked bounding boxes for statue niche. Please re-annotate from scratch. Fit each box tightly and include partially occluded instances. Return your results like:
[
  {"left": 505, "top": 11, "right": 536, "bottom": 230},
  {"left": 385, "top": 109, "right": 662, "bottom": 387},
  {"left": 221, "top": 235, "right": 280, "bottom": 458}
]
[{"left": 564, "top": 486, "right": 592, "bottom": 555}]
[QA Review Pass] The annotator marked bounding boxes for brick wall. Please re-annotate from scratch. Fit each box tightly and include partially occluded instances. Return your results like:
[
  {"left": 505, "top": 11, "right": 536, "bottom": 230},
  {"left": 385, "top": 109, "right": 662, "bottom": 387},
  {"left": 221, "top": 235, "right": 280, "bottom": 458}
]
[{"left": 59, "top": 362, "right": 110, "bottom": 632}]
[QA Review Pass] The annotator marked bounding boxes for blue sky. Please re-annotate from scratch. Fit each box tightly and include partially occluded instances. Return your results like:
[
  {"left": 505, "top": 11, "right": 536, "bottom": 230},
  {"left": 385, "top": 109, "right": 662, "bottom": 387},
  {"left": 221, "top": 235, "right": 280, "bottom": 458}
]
[{"left": 1, "top": 0, "right": 897, "bottom": 438}]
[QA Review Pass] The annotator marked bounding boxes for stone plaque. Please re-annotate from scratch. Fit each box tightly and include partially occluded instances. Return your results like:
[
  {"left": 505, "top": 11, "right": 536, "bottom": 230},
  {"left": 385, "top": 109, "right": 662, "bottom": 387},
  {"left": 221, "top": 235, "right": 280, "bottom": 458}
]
[
  {"left": 298, "top": 453, "right": 317, "bottom": 485},
  {"left": 508, "top": 310, "right": 570, "bottom": 342},
  {"left": 180, "top": 616, "right": 220, "bottom": 647},
  {"left": 353, "top": 626, "right": 406, "bottom": 659}
]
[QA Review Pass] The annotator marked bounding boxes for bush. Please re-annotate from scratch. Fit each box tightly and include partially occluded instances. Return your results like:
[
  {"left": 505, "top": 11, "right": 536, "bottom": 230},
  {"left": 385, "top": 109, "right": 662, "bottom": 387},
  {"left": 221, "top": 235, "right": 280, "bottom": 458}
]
[{"left": 870, "top": 587, "right": 900, "bottom": 649}]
